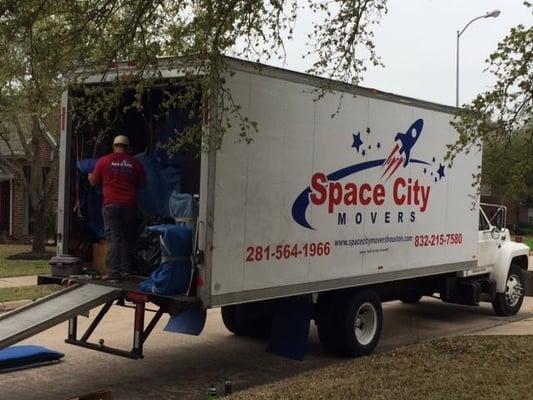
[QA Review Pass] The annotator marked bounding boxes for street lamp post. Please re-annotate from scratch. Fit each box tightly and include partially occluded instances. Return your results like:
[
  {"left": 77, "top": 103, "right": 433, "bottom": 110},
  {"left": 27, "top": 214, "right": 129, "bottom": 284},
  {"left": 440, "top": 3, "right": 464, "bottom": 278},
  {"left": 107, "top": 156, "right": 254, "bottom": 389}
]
[{"left": 456, "top": 10, "right": 501, "bottom": 107}]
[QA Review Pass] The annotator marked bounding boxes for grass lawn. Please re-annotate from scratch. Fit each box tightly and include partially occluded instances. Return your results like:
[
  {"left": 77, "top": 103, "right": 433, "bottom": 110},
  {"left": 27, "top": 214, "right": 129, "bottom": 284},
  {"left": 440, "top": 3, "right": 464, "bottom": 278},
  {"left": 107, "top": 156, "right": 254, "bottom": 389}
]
[
  {"left": 230, "top": 336, "right": 533, "bottom": 400},
  {"left": 0, "top": 244, "right": 54, "bottom": 278},
  {"left": 0, "top": 284, "right": 62, "bottom": 303}
]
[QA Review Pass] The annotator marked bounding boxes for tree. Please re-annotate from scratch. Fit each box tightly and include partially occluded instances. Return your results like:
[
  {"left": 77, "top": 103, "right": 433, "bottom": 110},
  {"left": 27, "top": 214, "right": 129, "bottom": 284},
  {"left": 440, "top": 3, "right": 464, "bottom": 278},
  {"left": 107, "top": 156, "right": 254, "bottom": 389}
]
[
  {"left": 0, "top": 0, "right": 388, "bottom": 252},
  {"left": 449, "top": 2, "right": 532, "bottom": 207}
]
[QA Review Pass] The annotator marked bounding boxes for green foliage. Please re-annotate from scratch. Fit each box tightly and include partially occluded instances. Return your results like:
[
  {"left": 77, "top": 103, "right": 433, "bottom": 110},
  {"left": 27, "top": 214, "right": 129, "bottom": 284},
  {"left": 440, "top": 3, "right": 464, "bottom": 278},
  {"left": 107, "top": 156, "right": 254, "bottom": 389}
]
[
  {"left": 482, "top": 129, "right": 533, "bottom": 204},
  {"left": 449, "top": 2, "right": 532, "bottom": 203},
  {"left": 1, "top": 0, "right": 388, "bottom": 153}
]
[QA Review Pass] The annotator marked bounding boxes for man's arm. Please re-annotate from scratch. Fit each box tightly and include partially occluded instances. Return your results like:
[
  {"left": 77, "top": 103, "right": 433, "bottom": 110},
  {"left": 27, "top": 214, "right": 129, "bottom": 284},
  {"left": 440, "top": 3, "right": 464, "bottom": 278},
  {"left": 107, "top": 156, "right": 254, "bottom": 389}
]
[{"left": 89, "top": 158, "right": 103, "bottom": 186}]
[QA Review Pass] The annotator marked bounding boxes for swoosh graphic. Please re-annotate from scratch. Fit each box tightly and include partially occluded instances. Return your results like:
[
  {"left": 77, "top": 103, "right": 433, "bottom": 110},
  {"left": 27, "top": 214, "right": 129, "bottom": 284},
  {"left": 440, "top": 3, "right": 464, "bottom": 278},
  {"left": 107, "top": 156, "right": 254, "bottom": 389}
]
[{"left": 291, "top": 159, "right": 430, "bottom": 230}]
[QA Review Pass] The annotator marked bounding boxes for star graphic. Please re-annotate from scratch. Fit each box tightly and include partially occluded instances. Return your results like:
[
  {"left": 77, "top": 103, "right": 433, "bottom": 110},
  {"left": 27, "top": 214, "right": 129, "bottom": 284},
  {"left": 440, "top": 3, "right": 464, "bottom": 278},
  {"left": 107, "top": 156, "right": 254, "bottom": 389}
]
[
  {"left": 352, "top": 132, "right": 363, "bottom": 153},
  {"left": 437, "top": 163, "right": 445, "bottom": 180}
]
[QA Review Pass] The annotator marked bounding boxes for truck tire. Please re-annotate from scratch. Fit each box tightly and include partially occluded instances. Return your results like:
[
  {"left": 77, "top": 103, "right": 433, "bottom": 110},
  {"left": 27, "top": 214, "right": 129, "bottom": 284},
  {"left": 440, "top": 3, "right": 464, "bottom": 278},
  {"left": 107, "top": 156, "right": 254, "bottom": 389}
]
[
  {"left": 492, "top": 264, "right": 526, "bottom": 317},
  {"left": 318, "top": 290, "right": 383, "bottom": 357},
  {"left": 221, "top": 305, "right": 242, "bottom": 335},
  {"left": 220, "top": 305, "right": 272, "bottom": 338},
  {"left": 400, "top": 293, "right": 423, "bottom": 304},
  {"left": 338, "top": 290, "right": 383, "bottom": 357}
]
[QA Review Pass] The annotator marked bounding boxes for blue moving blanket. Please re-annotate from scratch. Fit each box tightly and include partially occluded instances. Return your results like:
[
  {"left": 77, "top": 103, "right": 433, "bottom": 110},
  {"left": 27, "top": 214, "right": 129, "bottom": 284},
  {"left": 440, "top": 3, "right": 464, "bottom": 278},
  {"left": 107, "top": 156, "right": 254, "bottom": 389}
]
[
  {"left": 139, "top": 194, "right": 198, "bottom": 295},
  {"left": 138, "top": 224, "right": 193, "bottom": 295},
  {"left": 0, "top": 345, "right": 64, "bottom": 372}
]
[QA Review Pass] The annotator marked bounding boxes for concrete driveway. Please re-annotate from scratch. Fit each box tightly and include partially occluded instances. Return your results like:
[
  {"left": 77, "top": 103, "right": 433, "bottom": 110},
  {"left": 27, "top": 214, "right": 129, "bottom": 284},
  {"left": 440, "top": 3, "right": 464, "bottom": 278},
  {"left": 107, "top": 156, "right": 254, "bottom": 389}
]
[{"left": 1, "top": 297, "right": 532, "bottom": 400}]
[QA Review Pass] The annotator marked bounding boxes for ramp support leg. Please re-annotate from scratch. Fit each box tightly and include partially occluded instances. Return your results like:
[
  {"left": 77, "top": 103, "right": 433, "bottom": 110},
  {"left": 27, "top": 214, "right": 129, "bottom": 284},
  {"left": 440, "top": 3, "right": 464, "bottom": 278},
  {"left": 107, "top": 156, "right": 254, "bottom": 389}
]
[
  {"left": 132, "top": 301, "right": 145, "bottom": 357},
  {"left": 64, "top": 294, "right": 166, "bottom": 360},
  {"left": 68, "top": 317, "right": 77, "bottom": 341}
]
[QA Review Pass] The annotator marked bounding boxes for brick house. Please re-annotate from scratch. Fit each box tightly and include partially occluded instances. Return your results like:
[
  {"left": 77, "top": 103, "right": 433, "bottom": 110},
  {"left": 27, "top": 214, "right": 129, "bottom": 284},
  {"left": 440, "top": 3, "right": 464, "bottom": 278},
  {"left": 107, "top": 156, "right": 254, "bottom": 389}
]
[{"left": 0, "top": 126, "right": 58, "bottom": 240}]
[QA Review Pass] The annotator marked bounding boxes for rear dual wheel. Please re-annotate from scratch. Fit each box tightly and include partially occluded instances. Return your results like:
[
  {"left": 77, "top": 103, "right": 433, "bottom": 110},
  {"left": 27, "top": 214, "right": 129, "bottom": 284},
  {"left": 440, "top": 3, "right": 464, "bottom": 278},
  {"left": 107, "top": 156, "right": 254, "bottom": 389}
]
[{"left": 317, "top": 289, "right": 383, "bottom": 357}]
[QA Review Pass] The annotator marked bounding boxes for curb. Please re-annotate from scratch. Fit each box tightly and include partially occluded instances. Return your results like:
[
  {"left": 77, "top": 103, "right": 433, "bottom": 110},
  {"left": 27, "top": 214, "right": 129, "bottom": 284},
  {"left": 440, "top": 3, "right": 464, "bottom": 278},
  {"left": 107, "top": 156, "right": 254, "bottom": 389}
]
[{"left": 0, "top": 299, "right": 32, "bottom": 312}]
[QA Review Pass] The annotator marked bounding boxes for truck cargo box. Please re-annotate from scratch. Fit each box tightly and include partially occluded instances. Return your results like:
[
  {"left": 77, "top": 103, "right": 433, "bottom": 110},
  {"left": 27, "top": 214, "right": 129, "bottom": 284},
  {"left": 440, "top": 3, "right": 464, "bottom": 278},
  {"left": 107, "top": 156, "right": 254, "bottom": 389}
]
[
  {"left": 201, "top": 60, "right": 480, "bottom": 306},
  {"left": 57, "top": 58, "right": 481, "bottom": 309}
]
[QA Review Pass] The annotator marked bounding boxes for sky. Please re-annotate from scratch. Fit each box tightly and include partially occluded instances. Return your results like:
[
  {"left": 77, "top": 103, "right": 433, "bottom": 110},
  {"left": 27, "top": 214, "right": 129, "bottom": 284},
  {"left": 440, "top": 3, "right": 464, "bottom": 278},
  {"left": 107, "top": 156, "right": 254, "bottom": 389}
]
[{"left": 266, "top": 0, "right": 532, "bottom": 107}]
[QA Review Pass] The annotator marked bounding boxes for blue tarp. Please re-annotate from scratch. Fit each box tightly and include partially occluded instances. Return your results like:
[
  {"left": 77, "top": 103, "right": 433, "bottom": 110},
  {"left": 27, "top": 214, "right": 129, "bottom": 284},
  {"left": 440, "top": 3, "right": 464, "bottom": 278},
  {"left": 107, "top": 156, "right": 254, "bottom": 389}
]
[
  {"left": 135, "top": 108, "right": 186, "bottom": 217},
  {"left": 135, "top": 152, "right": 181, "bottom": 217},
  {"left": 77, "top": 158, "right": 98, "bottom": 173}
]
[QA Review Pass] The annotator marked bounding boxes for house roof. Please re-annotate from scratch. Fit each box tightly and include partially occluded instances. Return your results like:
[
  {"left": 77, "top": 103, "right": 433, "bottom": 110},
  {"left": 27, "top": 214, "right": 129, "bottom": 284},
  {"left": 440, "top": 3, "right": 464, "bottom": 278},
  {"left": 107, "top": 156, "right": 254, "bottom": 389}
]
[
  {"left": 0, "top": 164, "right": 13, "bottom": 182},
  {"left": 0, "top": 116, "right": 58, "bottom": 158},
  {"left": 0, "top": 121, "right": 26, "bottom": 158}
]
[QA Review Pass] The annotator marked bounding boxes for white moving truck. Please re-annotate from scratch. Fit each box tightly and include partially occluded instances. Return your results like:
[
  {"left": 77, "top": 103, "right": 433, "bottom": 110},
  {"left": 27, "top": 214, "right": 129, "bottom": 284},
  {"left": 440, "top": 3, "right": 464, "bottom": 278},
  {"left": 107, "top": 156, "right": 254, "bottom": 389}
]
[
  {"left": 2, "top": 57, "right": 528, "bottom": 359},
  {"left": 196, "top": 58, "right": 530, "bottom": 356}
]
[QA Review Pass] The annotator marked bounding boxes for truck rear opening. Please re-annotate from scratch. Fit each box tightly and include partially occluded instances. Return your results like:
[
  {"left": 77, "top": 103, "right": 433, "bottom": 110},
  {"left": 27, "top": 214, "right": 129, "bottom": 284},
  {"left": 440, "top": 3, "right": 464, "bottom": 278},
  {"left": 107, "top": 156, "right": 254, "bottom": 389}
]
[{"left": 64, "top": 83, "right": 202, "bottom": 277}]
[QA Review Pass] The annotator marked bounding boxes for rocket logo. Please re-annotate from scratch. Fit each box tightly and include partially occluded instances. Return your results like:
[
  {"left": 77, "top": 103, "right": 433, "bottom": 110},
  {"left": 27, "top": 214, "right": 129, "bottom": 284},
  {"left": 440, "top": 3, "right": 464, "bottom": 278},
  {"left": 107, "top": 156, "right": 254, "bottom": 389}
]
[
  {"left": 292, "top": 118, "right": 448, "bottom": 230},
  {"left": 381, "top": 119, "right": 424, "bottom": 180}
]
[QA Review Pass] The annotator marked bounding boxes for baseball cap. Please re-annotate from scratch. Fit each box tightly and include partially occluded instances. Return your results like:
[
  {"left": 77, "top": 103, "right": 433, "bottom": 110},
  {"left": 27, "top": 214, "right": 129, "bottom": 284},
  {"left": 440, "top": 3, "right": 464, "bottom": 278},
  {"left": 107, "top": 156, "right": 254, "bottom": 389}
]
[{"left": 113, "top": 135, "right": 129, "bottom": 146}]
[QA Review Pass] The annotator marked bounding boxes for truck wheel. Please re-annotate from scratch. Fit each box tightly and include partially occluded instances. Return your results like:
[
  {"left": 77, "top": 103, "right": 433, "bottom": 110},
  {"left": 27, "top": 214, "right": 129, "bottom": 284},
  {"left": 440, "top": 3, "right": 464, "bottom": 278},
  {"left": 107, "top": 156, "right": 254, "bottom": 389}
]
[
  {"left": 221, "top": 305, "right": 272, "bottom": 338},
  {"left": 400, "top": 293, "right": 423, "bottom": 304},
  {"left": 221, "top": 305, "right": 242, "bottom": 335},
  {"left": 337, "top": 290, "right": 383, "bottom": 357},
  {"left": 492, "top": 264, "right": 526, "bottom": 317}
]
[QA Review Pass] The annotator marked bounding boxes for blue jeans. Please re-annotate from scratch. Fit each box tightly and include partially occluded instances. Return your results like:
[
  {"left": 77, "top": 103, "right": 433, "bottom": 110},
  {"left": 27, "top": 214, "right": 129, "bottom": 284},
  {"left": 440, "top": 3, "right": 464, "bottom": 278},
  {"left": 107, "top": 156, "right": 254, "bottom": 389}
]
[{"left": 103, "top": 204, "right": 136, "bottom": 276}]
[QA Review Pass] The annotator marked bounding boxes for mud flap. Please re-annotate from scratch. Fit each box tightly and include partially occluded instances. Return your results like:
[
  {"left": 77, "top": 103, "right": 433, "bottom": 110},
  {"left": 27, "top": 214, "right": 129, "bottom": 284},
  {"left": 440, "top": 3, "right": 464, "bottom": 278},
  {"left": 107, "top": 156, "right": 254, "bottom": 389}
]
[
  {"left": 266, "top": 296, "right": 312, "bottom": 361},
  {"left": 164, "top": 309, "right": 207, "bottom": 336}
]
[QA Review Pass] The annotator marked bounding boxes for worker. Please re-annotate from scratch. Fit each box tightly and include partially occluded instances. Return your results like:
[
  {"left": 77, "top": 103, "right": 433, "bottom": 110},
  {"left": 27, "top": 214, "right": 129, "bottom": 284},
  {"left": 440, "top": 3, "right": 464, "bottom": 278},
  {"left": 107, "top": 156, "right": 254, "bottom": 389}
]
[{"left": 89, "top": 135, "right": 145, "bottom": 282}]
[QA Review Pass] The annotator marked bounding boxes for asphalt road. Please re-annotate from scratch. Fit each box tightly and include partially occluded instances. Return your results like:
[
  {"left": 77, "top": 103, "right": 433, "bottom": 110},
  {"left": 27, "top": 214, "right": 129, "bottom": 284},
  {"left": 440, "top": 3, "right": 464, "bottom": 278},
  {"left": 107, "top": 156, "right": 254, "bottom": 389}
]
[{"left": 1, "top": 297, "right": 532, "bottom": 400}]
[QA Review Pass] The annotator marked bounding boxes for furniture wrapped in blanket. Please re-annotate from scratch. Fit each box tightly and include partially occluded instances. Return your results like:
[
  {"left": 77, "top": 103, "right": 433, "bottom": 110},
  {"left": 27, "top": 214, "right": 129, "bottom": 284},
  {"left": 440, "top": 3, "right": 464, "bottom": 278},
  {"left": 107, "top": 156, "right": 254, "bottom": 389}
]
[
  {"left": 138, "top": 224, "right": 193, "bottom": 295},
  {"left": 139, "top": 193, "right": 198, "bottom": 295}
]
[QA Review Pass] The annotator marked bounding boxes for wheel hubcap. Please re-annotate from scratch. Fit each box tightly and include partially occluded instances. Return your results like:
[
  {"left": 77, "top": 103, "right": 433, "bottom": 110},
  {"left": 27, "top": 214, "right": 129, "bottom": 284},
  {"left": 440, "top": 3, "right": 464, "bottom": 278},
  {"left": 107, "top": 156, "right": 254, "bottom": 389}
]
[
  {"left": 354, "top": 302, "right": 378, "bottom": 346},
  {"left": 505, "top": 274, "right": 523, "bottom": 307}
]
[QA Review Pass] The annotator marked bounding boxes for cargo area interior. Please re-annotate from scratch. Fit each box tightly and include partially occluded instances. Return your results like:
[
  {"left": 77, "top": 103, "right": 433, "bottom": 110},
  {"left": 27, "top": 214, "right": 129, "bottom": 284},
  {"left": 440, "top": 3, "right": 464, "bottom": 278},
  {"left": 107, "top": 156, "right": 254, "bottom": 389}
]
[{"left": 63, "top": 83, "right": 202, "bottom": 293}]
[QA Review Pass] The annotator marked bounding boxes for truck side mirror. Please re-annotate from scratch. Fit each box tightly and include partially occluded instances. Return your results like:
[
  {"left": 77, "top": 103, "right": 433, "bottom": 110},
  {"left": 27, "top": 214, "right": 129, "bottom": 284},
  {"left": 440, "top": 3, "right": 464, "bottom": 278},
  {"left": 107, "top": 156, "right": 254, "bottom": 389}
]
[{"left": 490, "top": 226, "right": 500, "bottom": 240}]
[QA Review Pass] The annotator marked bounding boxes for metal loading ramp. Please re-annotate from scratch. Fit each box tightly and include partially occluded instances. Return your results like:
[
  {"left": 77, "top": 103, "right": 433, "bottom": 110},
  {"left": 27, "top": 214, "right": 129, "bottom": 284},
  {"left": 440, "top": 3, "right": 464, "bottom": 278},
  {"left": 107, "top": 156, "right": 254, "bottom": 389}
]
[{"left": 0, "top": 284, "right": 121, "bottom": 350}]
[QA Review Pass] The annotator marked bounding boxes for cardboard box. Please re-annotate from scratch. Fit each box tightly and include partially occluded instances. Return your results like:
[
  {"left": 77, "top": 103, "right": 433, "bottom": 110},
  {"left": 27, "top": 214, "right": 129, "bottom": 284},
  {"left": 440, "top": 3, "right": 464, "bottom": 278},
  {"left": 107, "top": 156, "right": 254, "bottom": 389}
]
[{"left": 92, "top": 241, "right": 107, "bottom": 274}]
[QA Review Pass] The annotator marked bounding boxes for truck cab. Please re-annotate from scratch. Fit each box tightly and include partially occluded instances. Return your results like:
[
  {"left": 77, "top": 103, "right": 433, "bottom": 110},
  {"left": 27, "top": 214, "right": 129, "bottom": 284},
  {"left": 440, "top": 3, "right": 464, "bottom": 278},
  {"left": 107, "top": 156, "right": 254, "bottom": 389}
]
[{"left": 477, "top": 203, "right": 530, "bottom": 315}]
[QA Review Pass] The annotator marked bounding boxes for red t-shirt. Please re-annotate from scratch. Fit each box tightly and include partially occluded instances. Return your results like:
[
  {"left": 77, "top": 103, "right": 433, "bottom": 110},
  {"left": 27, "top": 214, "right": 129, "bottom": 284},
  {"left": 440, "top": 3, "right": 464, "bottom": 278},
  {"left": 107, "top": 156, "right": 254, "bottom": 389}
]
[{"left": 92, "top": 152, "right": 145, "bottom": 207}]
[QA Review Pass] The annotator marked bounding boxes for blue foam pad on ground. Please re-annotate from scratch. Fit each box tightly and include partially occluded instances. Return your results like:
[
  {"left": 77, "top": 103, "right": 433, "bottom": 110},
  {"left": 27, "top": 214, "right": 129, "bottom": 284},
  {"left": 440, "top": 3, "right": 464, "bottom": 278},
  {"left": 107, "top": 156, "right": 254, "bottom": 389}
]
[
  {"left": 0, "top": 345, "right": 64, "bottom": 372},
  {"left": 164, "top": 310, "right": 207, "bottom": 336},
  {"left": 267, "top": 297, "right": 312, "bottom": 361}
]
